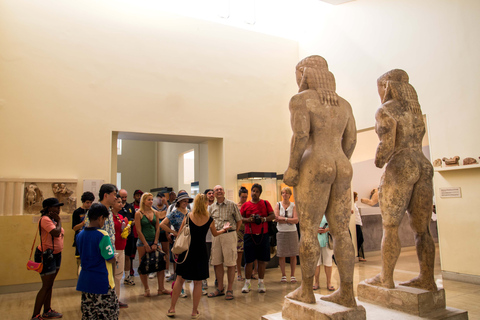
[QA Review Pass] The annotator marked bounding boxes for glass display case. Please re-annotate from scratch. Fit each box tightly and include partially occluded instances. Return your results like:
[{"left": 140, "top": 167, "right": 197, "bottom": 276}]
[
  {"left": 150, "top": 187, "right": 173, "bottom": 198},
  {"left": 190, "top": 181, "right": 199, "bottom": 197},
  {"left": 236, "top": 172, "right": 277, "bottom": 205}
]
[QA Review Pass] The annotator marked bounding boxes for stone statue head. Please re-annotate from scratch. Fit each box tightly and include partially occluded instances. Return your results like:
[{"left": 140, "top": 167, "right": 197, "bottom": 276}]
[
  {"left": 296, "top": 55, "right": 338, "bottom": 106},
  {"left": 377, "top": 69, "right": 421, "bottom": 114}
]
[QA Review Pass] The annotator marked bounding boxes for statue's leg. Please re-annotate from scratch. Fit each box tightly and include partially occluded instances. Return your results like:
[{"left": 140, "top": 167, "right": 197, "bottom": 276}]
[
  {"left": 366, "top": 159, "right": 414, "bottom": 288},
  {"left": 401, "top": 163, "right": 437, "bottom": 291},
  {"left": 286, "top": 184, "right": 329, "bottom": 304},
  {"left": 320, "top": 180, "right": 356, "bottom": 307}
]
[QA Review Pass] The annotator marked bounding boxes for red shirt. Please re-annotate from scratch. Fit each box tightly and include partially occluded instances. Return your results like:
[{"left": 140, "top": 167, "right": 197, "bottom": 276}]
[
  {"left": 241, "top": 200, "right": 273, "bottom": 235},
  {"left": 113, "top": 213, "right": 128, "bottom": 250}
]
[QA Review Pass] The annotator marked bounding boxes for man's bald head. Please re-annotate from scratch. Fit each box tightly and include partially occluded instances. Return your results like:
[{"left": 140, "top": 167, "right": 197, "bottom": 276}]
[{"left": 119, "top": 189, "right": 128, "bottom": 204}]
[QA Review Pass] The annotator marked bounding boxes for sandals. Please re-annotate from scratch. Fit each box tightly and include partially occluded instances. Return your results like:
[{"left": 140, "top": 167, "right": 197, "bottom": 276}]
[
  {"left": 313, "top": 284, "right": 320, "bottom": 290},
  {"left": 167, "top": 309, "right": 175, "bottom": 317},
  {"left": 191, "top": 311, "right": 201, "bottom": 319},
  {"left": 251, "top": 273, "right": 258, "bottom": 280},
  {"left": 225, "top": 290, "right": 234, "bottom": 300},
  {"left": 281, "top": 276, "right": 287, "bottom": 283},
  {"left": 290, "top": 276, "right": 297, "bottom": 283},
  {"left": 359, "top": 258, "right": 367, "bottom": 262},
  {"left": 144, "top": 289, "right": 151, "bottom": 297},
  {"left": 328, "top": 285, "right": 335, "bottom": 291},
  {"left": 158, "top": 289, "right": 171, "bottom": 295},
  {"left": 207, "top": 288, "right": 225, "bottom": 298},
  {"left": 237, "top": 275, "right": 245, "bottom": 281}
]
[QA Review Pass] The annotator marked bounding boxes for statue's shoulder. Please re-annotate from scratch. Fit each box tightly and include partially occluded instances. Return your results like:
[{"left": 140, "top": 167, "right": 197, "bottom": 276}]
[
  {"left": 337, "top": 95, "right": 353, "bottom": 111},
  {"left": 290, "top": 90, "right": 317, "bottom": 110}
]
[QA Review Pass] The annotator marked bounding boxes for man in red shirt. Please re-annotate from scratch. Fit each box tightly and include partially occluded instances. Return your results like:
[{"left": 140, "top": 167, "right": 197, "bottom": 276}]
[{"left": 240, "top": 184, "right": 275, "bottom": 293}]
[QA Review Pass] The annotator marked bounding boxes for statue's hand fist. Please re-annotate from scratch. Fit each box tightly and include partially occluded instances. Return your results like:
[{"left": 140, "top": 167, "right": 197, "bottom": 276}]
[{"left": 283, "top": 168, "right": 299, "bottom": 186}]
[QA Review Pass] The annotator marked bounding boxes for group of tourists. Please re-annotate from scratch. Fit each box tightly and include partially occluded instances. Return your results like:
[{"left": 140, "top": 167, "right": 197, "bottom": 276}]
[{"left": 30, "top": 182, "right": 366, "bottom": 320}]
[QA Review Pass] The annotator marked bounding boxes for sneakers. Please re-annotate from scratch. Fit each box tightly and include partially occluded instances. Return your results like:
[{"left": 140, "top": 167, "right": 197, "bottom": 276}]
[
  {"left": 165, "top": 270, "right": 171, "bottom": 278},
  {"left": 166, "top": 273, "right": 176, "bottom": 282},
  {"left": 202, "top": 280, "right": 208, "bottom": 290},
  {"left": 241, "top": 281, "right": 251, "bottom": 293},
  {"left": 42, "top": 308, "right": 63, "bottom": 319},
  {"left": 148, "top": 273, "right": 156, "bottom": 279},
  {"left": 258, "top": 282, "right": 266, "bottom": 293},
  {"left": 202, "top": 288, "right": 208, "bottom": 295},
  {"left": 31, "top": 315, "right": 43, "bottom": 320},
  {"left": 124, "top": 275, "right": 135, "bottom": 285},
  {"left": 180, "top": 288, "right": 188, "bottom": 298}
]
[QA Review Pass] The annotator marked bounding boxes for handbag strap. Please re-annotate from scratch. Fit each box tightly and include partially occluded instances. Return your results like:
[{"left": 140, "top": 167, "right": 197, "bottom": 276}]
[
  {"left": 174, "top": 214, "right": 190, "bottom": 265},
  {"left": 29, "top": 221, "right": 40, "bottom": 260}
]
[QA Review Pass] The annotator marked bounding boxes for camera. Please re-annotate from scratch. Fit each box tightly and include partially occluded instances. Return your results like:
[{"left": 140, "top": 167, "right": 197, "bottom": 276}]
[
  {"left": 253, "top": 214, "right": 263, "bottom": 225},
  {"left": 43, "top": 249, "right": 54, "bottom": 261}
]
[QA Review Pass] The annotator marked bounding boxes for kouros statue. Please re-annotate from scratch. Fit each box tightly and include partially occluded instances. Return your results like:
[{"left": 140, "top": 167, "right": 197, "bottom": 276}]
[
  {"left": 366, "top": 69, "right": 437, "bottom": 292},
  {"left": 284, "top": 55, "right": 357, "bottom": 307}
]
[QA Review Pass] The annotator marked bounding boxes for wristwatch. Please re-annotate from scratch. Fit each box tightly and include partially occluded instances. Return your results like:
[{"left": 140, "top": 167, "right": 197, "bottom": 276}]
[
  {"left": 284, "top": 217, "right": 288, "bottom": 222},
  {"left": 263, "top": 217, "right": 267, "bottom": 222}
]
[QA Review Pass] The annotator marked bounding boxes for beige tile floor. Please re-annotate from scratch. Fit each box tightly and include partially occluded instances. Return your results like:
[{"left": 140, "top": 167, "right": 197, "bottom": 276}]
[{"left": 2, "top": 246, "right": 478, "bottom": 319}]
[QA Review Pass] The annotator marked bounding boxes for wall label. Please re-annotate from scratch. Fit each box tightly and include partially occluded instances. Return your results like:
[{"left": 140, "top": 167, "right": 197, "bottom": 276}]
[{"left": 439, "top": 187, "right": 462, "bottom": 198}]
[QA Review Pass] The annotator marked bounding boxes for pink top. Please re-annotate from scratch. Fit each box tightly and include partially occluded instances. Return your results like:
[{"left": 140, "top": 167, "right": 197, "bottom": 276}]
[{"left": 37, "top": 216, "right": 64, "bottom": 254}]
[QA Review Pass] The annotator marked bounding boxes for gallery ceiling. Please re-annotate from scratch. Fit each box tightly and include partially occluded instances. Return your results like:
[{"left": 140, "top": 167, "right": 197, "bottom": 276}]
[{"left": 319, "top": 0, "right": 355, "bottom": 4}]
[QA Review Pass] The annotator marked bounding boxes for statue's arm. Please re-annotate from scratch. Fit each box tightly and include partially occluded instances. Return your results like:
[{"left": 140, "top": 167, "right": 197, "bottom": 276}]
[
  {"left": 284, "top": 95, "right": 310, "bottom": 186},
  {"left": 374, "top": 107, "right": 396, "bottom": 168},
  {"left": 342, "top": 103, "right": 357, "bottom": 160}
]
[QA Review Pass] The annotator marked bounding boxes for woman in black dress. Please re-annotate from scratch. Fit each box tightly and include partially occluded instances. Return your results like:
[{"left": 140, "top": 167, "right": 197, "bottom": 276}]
[{"left": 167, "top": 194, "right": 231, "bottom": 319}]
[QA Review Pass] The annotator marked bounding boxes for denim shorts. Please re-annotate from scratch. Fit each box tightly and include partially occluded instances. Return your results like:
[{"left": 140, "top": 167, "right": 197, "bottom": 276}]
[
  {"left": 35, "top": 248, "right": 62, "bottom": 276},
  {"left": 136, "top": 240, "right": 156, "bottom": 248}
]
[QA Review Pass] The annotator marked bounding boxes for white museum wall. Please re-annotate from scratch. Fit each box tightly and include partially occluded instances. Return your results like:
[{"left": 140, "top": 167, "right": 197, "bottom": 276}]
[
  {"left": 117, "top": 140, "right": 157, "bottom": 199},
  {"left": 299, "top": 0, "right": 480, "bottom": 279},
  {"left": 157, "top": 142, "right": 201, "bottom": 194},
  {"left": 0, "top": 0, "right": 297, "bottom": 286}
]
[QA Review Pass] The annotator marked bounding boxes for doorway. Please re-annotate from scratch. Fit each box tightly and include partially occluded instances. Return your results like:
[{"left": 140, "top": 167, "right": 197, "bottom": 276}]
[{"left": 112, "top": 131, "right": 223, "bottom": 198}]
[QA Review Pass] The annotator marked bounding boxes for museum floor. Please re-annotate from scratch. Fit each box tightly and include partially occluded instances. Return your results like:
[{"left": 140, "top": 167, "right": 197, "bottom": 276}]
[{"left": 2, "top": 246, "right": 478, "bottom": 320}]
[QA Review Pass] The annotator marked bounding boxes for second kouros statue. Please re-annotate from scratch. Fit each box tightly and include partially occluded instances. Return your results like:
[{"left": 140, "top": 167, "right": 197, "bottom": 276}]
[
  {"left": 366, "top": 69, "right": 437, "bottom": 292},
  {"left": 284, "top": 55, "right": 357, "bottom": 307}
]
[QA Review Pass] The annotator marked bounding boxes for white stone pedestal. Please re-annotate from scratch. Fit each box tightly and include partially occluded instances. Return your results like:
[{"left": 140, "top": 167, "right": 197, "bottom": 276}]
[
  {"left": 262, "top": 297, "right": 468, "bottom": 320},
  {"left": 262, "top": 294, "right": 366, "bottom": 320},
  {"left": 357, "top": 281, "right": 468, "bottom": 319}
]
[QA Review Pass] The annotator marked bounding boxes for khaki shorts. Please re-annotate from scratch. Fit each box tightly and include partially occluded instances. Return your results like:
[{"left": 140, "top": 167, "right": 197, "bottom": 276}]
[
  {"left": 211, "top": 231, "right": 237, "bottom": 267},
  {"left": 317, "top": 246, "right": 333, "bottom": 267}
]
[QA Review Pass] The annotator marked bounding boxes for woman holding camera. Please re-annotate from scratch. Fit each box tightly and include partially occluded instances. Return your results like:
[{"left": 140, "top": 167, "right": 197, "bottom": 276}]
[{"left": 31, "top": 198, "right": 65, "bottom": 320}]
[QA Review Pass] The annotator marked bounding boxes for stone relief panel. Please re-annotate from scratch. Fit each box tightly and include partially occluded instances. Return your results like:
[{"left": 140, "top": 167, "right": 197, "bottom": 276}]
[{"left": 0, "top": 179, "right": 77, "bottom": 215}]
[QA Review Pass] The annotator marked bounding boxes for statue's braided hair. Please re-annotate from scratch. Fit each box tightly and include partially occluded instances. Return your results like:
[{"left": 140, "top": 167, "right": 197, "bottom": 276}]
[
  {"left": 296, "top": 55, "right": 338, "bottom": 106},
  {"left": 377, "top": 69, "right": 421, "bottom": 114}
]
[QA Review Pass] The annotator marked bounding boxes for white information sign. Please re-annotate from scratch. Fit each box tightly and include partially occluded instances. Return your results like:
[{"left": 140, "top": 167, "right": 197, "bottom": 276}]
[{"left": 439, "top": 187, "right": 462, "bottom": 198}]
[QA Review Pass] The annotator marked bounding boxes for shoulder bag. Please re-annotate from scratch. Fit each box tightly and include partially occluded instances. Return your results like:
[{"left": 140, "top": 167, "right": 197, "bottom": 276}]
[
  {"left": 27, "top": 217, "right": 54, "bottom": 272},
  {"left": 138, "top": 247, "right": 166, "bottom": 275},
  {"left": 26, "top": 220, "right": 43, "bottom": 272},
  {"left": 266, "top": 201, "right": 277, "bottom": 247},
  {"left": 171, "top": 214, "right": 191, "bottom": 264}
]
